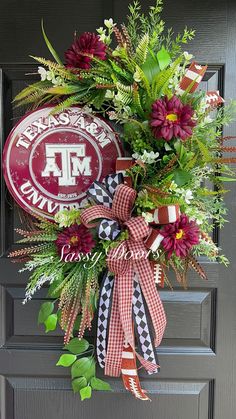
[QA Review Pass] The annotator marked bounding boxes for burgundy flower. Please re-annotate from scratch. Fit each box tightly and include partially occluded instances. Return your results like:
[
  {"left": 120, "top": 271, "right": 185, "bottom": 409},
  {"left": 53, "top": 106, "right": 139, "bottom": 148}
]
[
  {"left": 65, "top": 32, "right": 107, "bottom": 70},
  {"left": 56, "top": 224, "right": 95, "bottom": 260},
  {"left": 150, "top": 95, "right": 196, "bottom": 141},
  {"left": 161, "top": 214, "right": 199, "bottom": 258}
]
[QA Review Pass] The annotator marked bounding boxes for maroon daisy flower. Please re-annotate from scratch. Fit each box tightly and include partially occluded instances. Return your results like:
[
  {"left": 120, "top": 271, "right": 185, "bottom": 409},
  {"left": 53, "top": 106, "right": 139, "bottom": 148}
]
[
  {"left": 150, "top": 95, "right": 196, "bottom": 141},
  {"left": 65, "top": 32, "right": 107, "bottom": 70},
  {"left": 161, "top": 214, "right": 199, "bottom": 258},
  {"left": 56, "top": 224, "right": 95, "bottom": 260}
]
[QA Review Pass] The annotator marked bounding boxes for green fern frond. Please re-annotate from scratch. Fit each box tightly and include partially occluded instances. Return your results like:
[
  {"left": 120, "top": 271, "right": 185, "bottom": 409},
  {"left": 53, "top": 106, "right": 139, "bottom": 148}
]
[
  {"left": 151, "top": 55, "right": 182, "bottom": 97},
  {"left": 13, "top": 81, "right": 52, "bottom": 102},
  {"left": 195, "top": 139, "right": 212, "bottom": 162},
  {"left": 135, "top": 33, "right": 149, "bottom": 65},
  {"left": 149, "top": 194, "right": 184, "bottom": 206},
  {"left": 30, "top": 56, "right": 78, "bottom": 81},
  {"left": 109, "top": 60, "right": 133, "bottom": 83},
  {"left": 50, "top": 91, "right": 90, "bottom": 114},
  {"left": 132, "top": 85, "right": 145, "bottom": 117},
  {"left": 47, "top": 84, "right": 84, "bottom": 95},
  {"left": 14, "top": 89, "right": 53, "bottom": 108},
  {"left": 116, "top": 82, "right": 133, "bottom": 105},
  {"left": 197, "top": 188, "right": 229, "bottom": 196},
  {"left": 90, "top": 89, "right": 106, "bottom": 109},
  {"left": 94, "top": 76, "right": 113, "bottom": 85},
  {"left": 134, "top": 65, "right": 151, "bottom": 96}
]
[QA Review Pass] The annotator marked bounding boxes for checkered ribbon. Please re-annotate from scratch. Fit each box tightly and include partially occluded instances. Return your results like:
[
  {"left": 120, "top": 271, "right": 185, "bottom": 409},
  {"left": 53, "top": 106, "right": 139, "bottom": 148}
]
[
  {"left": 85, "top": 173, "right": 124, "bottom": 240},
  {"left": 97, "top": 271, "right": 114, "bottom": 368},
  {"left": 133, "top": 274, "right": 160, "bottom": 374}
]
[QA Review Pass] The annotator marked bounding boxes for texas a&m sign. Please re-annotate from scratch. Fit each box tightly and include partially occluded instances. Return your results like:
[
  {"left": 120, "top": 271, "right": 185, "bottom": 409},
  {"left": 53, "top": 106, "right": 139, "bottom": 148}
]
[{"left": 3, "top": 107, "right": 123, "bottom": 219}]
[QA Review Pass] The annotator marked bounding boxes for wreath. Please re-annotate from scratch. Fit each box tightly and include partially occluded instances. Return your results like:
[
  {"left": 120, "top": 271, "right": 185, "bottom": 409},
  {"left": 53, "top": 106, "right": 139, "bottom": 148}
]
[{"left": 4, "top": 0, "right": 236, "bottom": 401}]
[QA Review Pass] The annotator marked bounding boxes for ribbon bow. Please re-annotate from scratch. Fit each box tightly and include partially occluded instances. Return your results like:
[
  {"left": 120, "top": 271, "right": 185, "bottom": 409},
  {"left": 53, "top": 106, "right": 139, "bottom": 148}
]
[{"left": 81, "top": 174, "right": 179, "bottom": 400}]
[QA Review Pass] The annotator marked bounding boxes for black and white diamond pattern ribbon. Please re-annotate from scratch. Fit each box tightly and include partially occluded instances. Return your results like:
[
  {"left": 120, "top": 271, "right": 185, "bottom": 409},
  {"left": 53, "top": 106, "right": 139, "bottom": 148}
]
[
  {"left": 87, "top": 173, "right": 124, "bottom": 208},
  {"left": 98, "top": 219, "right": 121, "bottom": 241},
  {"left": 133, "top": 275, "right": 159, "bottom": 374},
  {"left": 97, "top": 272, "right": 114, "bottom": 368},
  {"left": 87, "top": 181, "right": 113, "bottom": 208},
  {"left": 104, "top": 173, "right": 123, "bottom": 196}
]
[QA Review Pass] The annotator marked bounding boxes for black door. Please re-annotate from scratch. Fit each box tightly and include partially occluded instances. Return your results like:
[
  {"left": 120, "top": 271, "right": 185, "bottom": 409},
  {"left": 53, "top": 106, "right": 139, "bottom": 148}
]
[{"left": 1, "top": 1, "right": 236, "bottom": 418}]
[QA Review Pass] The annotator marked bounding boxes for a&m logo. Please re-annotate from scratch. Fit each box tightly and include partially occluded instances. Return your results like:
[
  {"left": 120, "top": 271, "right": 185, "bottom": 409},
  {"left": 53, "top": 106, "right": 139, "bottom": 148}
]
[
  {"left": 42, "top": 144, "right": 92, "bottom": 186},
  {"left": 3, "top": 106, "right": 122, "bottom": 219}
]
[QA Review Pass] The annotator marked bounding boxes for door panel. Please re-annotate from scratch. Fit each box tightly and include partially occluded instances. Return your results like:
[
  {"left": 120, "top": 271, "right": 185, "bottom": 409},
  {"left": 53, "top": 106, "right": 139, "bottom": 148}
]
[{"left": 1, "top": 1, "right": 236, "bottom": 418}]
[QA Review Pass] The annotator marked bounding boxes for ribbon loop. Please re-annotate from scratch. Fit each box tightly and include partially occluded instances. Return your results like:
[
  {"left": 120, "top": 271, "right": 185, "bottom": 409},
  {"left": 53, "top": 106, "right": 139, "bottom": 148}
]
[
  {"left": 112, "top": 184, "right": 137, "bottom": 221},
  {"left": 98, "top": 219, "right": 121, "bottom": 241},
  {"left": 125, "top": 216, "right": 150, "bottom": 242}
]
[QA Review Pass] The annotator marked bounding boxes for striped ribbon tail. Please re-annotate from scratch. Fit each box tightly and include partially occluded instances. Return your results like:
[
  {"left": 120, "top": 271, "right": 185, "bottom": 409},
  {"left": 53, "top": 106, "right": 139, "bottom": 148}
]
[
  {"left": 121, "top": 343, "right": 150, "bottom": 401},
  {"left": 96, "top": 272, "right": 114, "bottom": 368},
  {"left": 178, "top": 62, "right": 207, "bottom": 95},
  {"left": 133, "top": 275, "right": 160, "bottom": 374}
]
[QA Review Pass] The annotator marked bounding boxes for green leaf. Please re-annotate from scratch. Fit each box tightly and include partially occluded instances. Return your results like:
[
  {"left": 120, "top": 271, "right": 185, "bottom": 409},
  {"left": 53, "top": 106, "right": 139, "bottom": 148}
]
[
  {"left": 41, "top": 20, "right": 63, "bottom": 65},
  {"left": 72, "top": 377, "right": 87, "bottom": 393},
  {"left": 173, "top": 168, "right": 192, "bottom": 186},
  {"left": 141, "top": 54, "right": 160, "bottom": 84},
  {"left": 56, "top": 354, "right": 77, "bottom": 367},
  {"left": 38, "top": 301, "right": 54, "bottom": 324},
  {"left": 64, "top": 338, "right": 89, "bottom": 355},
  {"left": 71, "top": 357, "right": 92, "bottom": 379},
  {"left": 84, "top": 359, "right": 96, "bottom": 381},
  {"left": 47, "top": 280, "right": 62, "bottom": 298},
  {"left": 157, "top": 46, "right": 171, "bottom": 71},
  {"left": 215, "top": 176, "right": 236, "bottom": 182},
  {"left": 91, "top": 377, "right": 112, "bottom": 391},
  {"left": 47, "top": 85, "right": 83, "bottom": 95},
  {"left": 44, "top": 313, "right": 57, "bottom": 332},
  {"left": 80, "top": 386, "right": 92, "bottom": 401}
]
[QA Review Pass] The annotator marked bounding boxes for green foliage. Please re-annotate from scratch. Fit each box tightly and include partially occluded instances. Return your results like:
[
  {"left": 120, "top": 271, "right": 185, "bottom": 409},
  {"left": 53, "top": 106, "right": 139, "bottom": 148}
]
[
  {"left": 135, "top": 33, "right": 149, "bottom": 65},
  {"left": 80, "top": 386, "right": 92, "bottom": 401},
  {"left": 64, "top": 338, "right": 89, "bottom": 355},
  {"left": 41, "top": 20, "right": 63, "bottom": 65},
  {"left": 38, "top": 302, "right": 54, "bottom": 324},
  {"left": 173, "top": 168, "right": 192, "bottom": 186},
  {"left": 157, "top": 46, "right": 171, "bottom": 70},
  {"left": 71, "top": 357, "right": 94, "bottom": 379},
  {"left": 72, "top": 377, "right": 87, "bottom": 393},
  {"left": 30, "top": 56, "right": 78, "bottom": 81},
  {"left": 45, "top": 314, "right": 58, "bottom": 332},
  {"left": 91, "top": 377, "right": 112, "bottom": 391},
  {"left": 56, "top": 354, "right": 77, "bottom": 367}
]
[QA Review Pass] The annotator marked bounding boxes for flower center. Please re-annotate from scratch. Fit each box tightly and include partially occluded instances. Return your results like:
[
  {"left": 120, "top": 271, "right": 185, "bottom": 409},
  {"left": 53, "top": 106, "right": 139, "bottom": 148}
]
[
  {"left": 175, "top": 229, "right": 184, "bottom": 240},
  {"left": 166, "top": 113, "right": 178, "bottom": 122},
  {"left": 70, "top": 235, "right": 79, "bottom": 245}
]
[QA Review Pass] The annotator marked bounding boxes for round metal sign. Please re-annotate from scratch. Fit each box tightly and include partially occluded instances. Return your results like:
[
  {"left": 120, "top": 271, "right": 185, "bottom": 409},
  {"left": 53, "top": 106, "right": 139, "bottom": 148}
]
[{"left": 3, "top": 106, "right": 123, "bottom": 219}]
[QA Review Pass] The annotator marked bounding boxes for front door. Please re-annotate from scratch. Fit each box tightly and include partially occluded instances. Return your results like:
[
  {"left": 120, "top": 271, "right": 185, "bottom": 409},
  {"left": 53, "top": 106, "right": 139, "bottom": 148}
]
[{"left": 0, "top": 1, "right": 236, "bottom": 418}]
